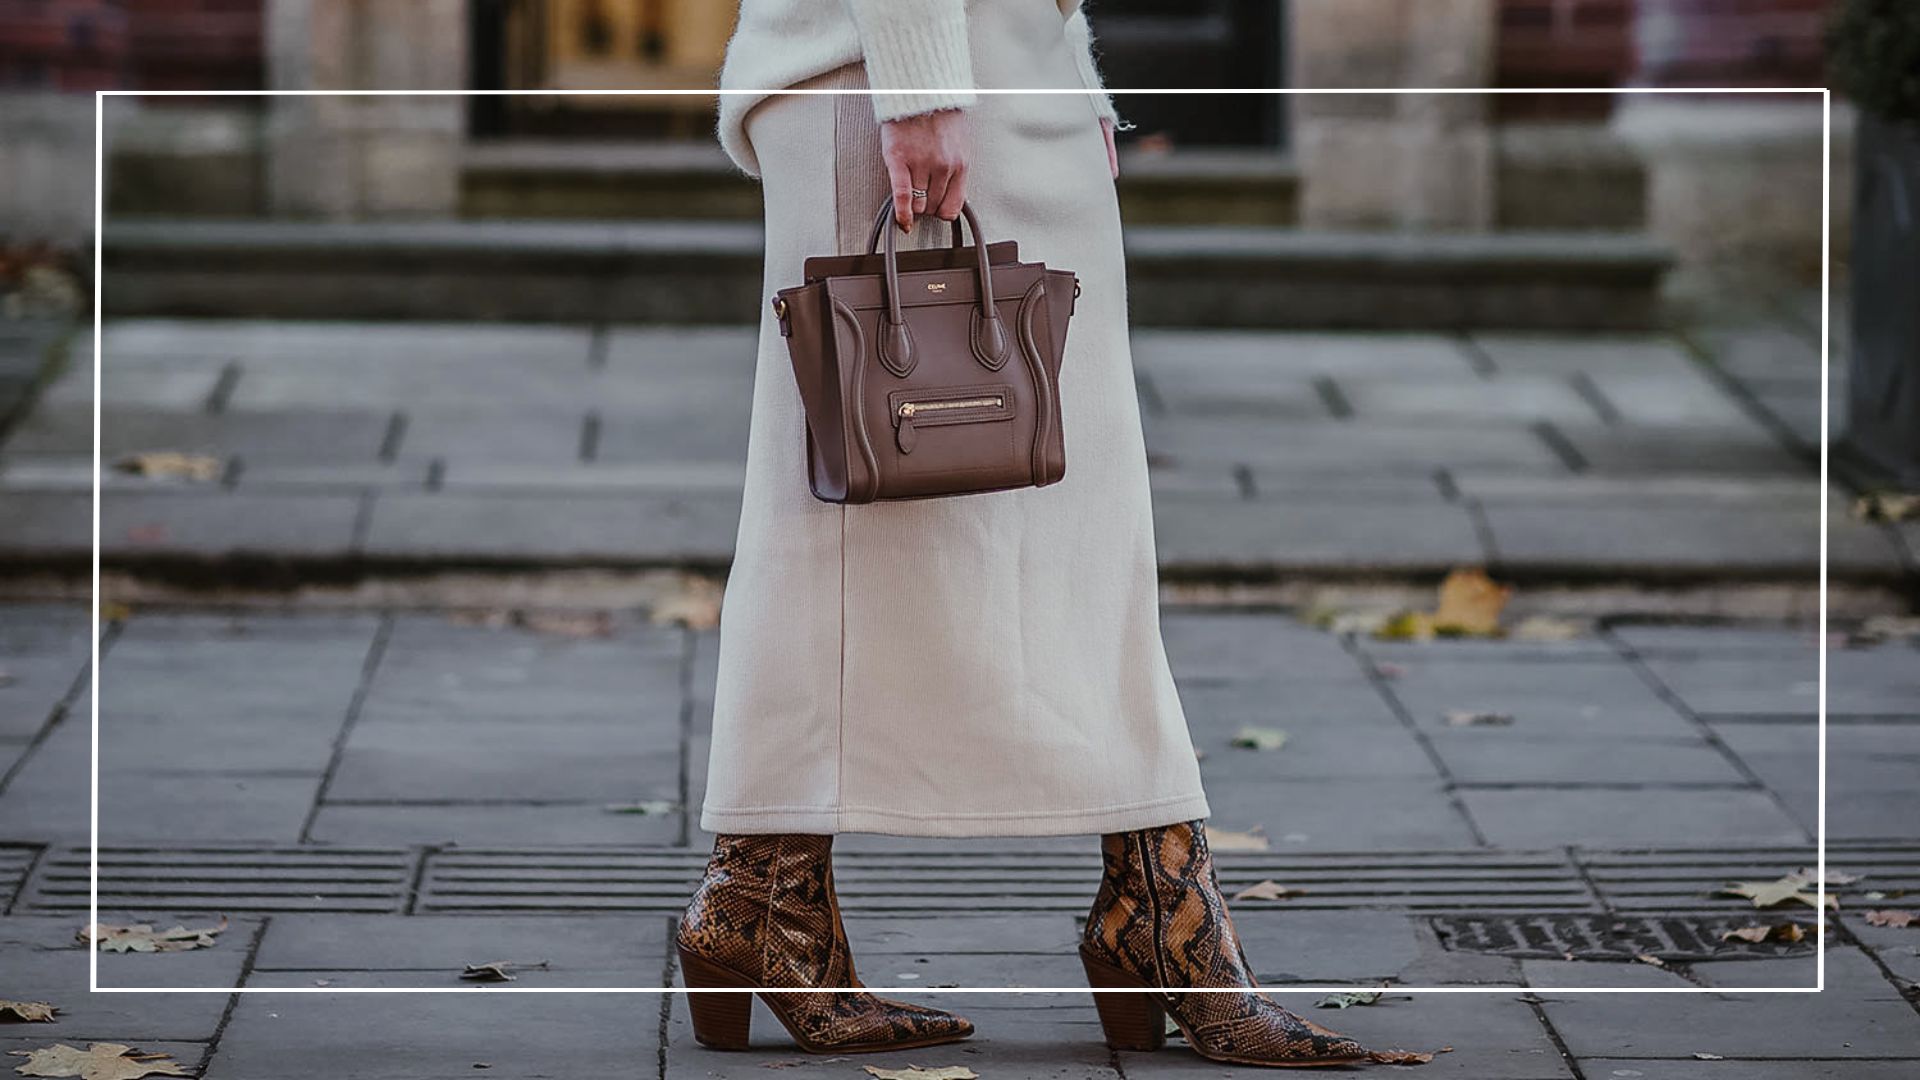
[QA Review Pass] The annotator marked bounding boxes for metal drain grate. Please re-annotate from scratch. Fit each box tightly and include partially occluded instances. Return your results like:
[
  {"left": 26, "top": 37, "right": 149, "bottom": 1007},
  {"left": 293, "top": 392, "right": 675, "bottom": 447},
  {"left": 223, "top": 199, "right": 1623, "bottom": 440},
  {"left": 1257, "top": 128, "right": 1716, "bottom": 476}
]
[
  {"left": 1578, "top": 842, "right": 1920, "bottom": 912},
  {"left": 18, "top": 846, "right": 414, "bottom": 913},
  {"left": 415, "top": 848, "right": 1596, "bottom": 914},
  {"left": 1431, "top": 914, "right": 1817, "bottom": 961},
  {"left": 0, "top": 845, "right": 40, "bottom": 910}
]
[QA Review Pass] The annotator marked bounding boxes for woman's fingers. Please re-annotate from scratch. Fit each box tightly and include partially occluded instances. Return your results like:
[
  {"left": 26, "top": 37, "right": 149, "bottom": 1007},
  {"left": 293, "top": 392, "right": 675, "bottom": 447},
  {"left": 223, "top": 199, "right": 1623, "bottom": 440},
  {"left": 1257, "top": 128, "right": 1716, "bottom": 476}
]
[
  {"left": 923, "top": 167, "right": 954, "bottom": 223},
  {"left": 880, "top": 110, "right": 973, "bottom": 231},
  {"left": 935, "top": 163, "right": 967, "bottom": 222},
  {"left": 912, "top": 170, "right": 935, "bottom": 221},
  {"left": 890, "top": 164, "right": 918, "bottom": 230}
]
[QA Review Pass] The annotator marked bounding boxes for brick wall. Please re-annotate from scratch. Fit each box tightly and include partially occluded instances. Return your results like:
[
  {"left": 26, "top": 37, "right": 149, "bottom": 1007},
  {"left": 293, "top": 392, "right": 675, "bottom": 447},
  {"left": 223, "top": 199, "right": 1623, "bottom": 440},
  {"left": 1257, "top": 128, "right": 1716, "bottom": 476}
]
[
  {"left": 1631, "top": 0, "right": 1828, "bottom": 87},
  {"left": 0, "top": 0, "right": 261, "bottom": 92},
  {"left": 123, "top": 0, "right": 263, "bottom": 91},
  {"left": 0, "top": 0, "right": 130, "bottom": 91},
  {"left": 1496, "top": 0, "right": 1833, "bottom": 117}
]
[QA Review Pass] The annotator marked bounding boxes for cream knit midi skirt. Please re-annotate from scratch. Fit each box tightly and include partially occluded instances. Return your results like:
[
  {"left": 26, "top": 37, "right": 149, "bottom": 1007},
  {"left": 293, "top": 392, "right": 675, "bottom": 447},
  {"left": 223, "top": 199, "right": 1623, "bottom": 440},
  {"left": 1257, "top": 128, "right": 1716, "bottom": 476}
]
[{"left": 701, "top": 0, "right": 1209, "bottom": 837}]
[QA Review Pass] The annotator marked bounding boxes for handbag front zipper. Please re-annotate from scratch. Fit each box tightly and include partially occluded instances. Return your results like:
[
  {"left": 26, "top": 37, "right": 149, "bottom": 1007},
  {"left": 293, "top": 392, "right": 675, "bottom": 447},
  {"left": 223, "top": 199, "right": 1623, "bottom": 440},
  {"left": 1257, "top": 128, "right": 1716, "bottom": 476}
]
[{"left": 894, "top": 396, "right": 1005, "bottom": 454}]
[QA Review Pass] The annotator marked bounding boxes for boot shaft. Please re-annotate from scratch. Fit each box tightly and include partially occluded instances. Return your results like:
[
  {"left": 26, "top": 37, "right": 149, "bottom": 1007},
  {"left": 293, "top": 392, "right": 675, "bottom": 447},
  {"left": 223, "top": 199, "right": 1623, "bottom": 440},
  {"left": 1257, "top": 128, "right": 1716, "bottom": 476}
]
[{"left": 680, "top": 833, "right": 851, "bottom": 987}]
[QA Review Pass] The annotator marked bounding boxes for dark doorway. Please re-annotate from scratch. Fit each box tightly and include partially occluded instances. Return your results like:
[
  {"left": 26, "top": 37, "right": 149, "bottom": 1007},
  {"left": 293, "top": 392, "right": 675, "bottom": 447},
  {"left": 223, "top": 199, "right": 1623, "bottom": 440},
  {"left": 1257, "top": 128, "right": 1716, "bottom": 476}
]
[{"left": 1084, "top": 0, "right": 1287, "bottom": 148}]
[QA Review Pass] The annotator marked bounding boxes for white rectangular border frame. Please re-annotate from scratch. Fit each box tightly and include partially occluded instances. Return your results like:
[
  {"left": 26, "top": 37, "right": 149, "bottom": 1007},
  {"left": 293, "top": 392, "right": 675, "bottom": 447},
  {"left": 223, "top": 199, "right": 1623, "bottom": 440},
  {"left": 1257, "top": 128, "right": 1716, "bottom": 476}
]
[{"left": 90, "top": 84, "right": 1832, "bottom": 995}]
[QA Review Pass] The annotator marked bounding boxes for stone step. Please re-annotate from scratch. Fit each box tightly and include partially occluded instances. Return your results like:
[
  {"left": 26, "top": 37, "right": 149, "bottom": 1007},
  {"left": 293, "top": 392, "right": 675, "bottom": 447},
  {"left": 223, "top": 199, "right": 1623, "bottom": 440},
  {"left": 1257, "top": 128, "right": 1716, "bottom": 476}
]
[
  {"left": 102, "top": 218, "right": 1672, "bottom": 330},
  {"left": 459, "top": 142, "right": 1302, "bottom": 226}
]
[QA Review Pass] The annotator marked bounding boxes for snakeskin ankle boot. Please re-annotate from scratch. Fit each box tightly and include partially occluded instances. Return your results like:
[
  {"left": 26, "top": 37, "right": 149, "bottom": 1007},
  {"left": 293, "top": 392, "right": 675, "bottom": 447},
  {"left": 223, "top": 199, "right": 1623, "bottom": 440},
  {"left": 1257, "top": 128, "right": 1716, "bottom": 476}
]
[
  {"left": 677, "top": 833, "right": 974, "bottom": 1053},
  {"left": 1080, "top": 820, "right": 1371, "bottom": 1068}
]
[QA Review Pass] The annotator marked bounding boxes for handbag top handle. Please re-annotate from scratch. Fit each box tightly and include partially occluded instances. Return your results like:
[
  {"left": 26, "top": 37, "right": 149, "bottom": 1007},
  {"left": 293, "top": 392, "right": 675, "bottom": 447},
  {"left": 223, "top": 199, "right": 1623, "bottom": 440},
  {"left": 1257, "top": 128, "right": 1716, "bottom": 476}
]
[{"left": 871, "top": 199, "right": 1011, "bottom": 373}]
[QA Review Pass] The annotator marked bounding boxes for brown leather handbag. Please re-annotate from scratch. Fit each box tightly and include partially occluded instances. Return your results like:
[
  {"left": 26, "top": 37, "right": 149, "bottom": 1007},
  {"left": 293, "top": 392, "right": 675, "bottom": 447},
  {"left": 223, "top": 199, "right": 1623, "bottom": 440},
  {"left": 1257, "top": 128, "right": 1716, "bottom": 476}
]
[{"left": 772, "top": 199, "right": 1077, "bottom": 504}]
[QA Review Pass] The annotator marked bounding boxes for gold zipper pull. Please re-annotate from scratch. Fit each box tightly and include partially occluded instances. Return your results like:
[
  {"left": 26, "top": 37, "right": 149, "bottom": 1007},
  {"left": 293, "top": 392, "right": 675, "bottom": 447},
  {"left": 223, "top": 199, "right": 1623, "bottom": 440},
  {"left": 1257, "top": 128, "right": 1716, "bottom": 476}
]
[{"left": 895, "top": 407, "right": 918, "bottom": 454}]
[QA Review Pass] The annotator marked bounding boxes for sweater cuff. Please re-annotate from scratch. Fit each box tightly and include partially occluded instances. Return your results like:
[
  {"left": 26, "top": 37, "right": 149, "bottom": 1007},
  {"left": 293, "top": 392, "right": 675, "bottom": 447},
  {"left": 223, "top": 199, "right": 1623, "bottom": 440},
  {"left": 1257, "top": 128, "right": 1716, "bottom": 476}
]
[
  {"left": 843, "top": 0, "right": 978, "bottom": 122},
  {"left": 1063, "top": 8, "right": 1121, "bottom": 126}
]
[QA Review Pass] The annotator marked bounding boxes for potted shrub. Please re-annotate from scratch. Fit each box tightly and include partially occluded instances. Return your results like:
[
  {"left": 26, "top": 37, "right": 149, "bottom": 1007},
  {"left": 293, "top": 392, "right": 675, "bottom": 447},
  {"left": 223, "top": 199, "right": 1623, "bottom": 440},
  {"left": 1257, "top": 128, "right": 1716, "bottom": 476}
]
[{"left": 1830, "top": 0, "right": 1920, "bottom": 486}]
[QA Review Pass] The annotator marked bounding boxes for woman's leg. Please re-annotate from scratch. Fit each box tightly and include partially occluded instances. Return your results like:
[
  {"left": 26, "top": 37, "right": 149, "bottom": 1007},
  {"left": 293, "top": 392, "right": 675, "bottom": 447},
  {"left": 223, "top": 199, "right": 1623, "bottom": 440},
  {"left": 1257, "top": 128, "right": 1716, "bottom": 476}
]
[{"left": 1081, "top": 821, "right": 1373, "bottom": 1067}]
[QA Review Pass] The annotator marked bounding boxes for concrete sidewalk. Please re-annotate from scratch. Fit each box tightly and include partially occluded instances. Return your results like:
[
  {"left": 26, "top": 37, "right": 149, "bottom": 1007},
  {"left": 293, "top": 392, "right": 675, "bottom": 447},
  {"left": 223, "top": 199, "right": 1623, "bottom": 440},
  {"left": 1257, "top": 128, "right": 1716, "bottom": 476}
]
[
  {"left": 1, "top": 602, "right": 1916, "bottom": 1077},
  {"left": 2, "top": 286, "right": 1910, "bottom": 589}
]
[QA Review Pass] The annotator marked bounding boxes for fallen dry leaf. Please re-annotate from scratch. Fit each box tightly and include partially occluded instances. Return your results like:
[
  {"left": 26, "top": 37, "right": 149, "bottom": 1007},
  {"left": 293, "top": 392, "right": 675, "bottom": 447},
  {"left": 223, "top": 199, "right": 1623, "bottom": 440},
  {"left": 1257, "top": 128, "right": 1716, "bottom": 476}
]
[
  {"left": 1233, "top": 880, "right": 1306, "bottom": 902},
  {"left": 1368, "top": 1048, "right": 1442, "bottom": 1065},
  {"left": 1853, "top": 491, "right": 1920, "bottom": 523},
  {"left": 1373, "top": 611, "right": 1436, "bottom": 642},
  {"left": 1229, "top": 726, "right": 1287, "bottom": 751},
  {"left": 112, "top": 452, "right": 221, "bottom": 483},
  {"left": 0, "top": 1000, "right": 57, "bottom": 1023},
  {"left": 1204, "top": 825, "right": 1270, "bottom": 853},
  {"left": 79, "top": 918, "right": 227, "bottom": 953},
  {"left": 1371, "top": 568, "right": 1513, "bottom": 642},
  {"left": 9, "top": 1043, "right": 192, "bottom": 1080},
  {"left": 1865, "top": 910, "right": 1917, "bottom": 929},
  {"left": 650, "top": 576, "right": 724, "bottom": 631},
  {"left": 1442, "top": 710, "right": 1514, "bottom": 727},
  {"left": 459, "top": 960, "right": 549, "bottom": 983},
  {"left": 861, "top": 1067, "right": 978, "bottom": 1080},
  {"left": 1716, "top": 868, "right": 1844, "bottom": 911},
  {"left": 1721, "top": 922, "right": 1808, "bottom": 944},
  {"left": 1793, "top": 867, "right": 1861, "bottom": 887},
  {"left": 1634, "top": 953, "right": 1667, "bottom": 967},
  {"left": 1315, "top": 990, "right": 1383, "bottom": 1009},
  {"left": 1431, "top": 569, "right": 1511, "bottom": 637}
]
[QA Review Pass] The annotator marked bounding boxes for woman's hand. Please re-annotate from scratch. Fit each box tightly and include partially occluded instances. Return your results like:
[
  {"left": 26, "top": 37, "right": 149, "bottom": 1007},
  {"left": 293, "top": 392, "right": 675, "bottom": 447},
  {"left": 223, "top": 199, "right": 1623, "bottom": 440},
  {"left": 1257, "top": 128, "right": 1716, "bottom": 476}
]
[
  {"left": 1102, "top": 119, "right": 1119, "bottom": 180},
  {"left": 879, "top": 109, "right": 972, "bottom": 230}
]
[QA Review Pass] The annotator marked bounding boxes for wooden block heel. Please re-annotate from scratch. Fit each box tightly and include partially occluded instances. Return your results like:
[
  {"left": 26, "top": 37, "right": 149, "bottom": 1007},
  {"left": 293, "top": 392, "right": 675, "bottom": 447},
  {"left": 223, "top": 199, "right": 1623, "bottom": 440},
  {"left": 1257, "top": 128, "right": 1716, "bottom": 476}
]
[
  {"left": 679, "top": 948, "right": 755, "bottom": 1050},
  {"left": 1080, "top": 948, "right": 1167, "bottom": 1052}
]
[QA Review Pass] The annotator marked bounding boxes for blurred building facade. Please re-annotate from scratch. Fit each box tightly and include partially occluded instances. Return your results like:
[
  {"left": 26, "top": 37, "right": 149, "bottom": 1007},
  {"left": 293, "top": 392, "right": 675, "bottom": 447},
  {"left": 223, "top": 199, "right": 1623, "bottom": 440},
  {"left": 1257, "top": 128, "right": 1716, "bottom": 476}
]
[{"left": 3, "top": 0, "right": 1841, "bottom": 276}]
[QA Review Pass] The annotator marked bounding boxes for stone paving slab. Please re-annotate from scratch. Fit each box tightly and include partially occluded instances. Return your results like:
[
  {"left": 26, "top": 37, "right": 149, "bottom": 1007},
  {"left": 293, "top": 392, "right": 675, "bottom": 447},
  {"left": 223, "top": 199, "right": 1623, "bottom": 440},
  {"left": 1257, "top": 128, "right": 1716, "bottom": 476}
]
[
  {"left": 1460, "top": 787, "right": 1806, "bottom": 849},
  {"left": 1378, "top": 659, "right": 1699, "bottom": 738},
  {"left": 251, "top": 914, "right": 670, "bottom": 978},
  {"left": 1201, "top": 778, "right": 1483, "bottom": 851},
  {"left": 307, "top": 801, "right": 683, "bottom": 847},
  {"left": 360, "top": 491, "right": 740, "bottom": 565},
  {"left": 1425, "top": 730, "right": 1746, "bottom": 786},
  {"left": 1481, "top": 502, "right": 1902, "bottom": 577},
  {"left": 1468, "top": 332, "right": 1703, "bottom": 376},
  {"left": 1529, "top": 948, "right": 1914, "bottom": 1059},
  {"left": 1574, "top": 1064, "right": 1920, "bottom": 1079},
  {"left": 327, "top": 716, "right": 680, "bottom": 802},
  {"left": 204, "top": 991, "right": 660, "bottom": 1080},
  {"left": 1152, "top": 491, "right": 1488, "bottom": 571},
  {"left": 1643, "top": 646, "right": 1920, "bottom": 718},
  {"left": 100, "top": 491, "right": 365, "bottom": 560},
  {"left": 0, "top": 918, "right": 243, "bottom": 1036},
  {"left": 1710, "top": 720, "right": 1920, "bottom": 839}
]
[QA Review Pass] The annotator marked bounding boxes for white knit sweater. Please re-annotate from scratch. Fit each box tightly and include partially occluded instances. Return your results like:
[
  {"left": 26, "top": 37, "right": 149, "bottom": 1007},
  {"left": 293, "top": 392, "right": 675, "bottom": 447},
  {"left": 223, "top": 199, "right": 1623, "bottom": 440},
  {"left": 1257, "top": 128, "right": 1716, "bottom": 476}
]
[{"left": 717, "top": 0, "right": 1119, "bottom": 176}]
